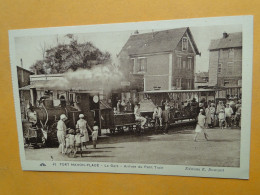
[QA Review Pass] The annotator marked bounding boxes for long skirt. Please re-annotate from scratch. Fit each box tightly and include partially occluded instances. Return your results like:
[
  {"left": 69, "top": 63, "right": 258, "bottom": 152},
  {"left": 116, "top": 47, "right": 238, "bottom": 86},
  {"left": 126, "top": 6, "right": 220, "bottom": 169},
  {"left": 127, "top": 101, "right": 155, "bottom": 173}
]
[
  {"left": 81, "top": 129, "right": 89, "bottom": 142},
  {"left": 195, "top": 124, "right": 205, "bottom": 133}
]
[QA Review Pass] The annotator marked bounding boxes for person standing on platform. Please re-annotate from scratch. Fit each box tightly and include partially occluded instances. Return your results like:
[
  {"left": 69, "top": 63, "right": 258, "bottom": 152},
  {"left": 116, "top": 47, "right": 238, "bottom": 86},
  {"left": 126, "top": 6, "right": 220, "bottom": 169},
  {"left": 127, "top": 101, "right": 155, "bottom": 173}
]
[
  {"left": 209, "top": 103, "right": 216, "bottom": 127},
  {"left": 194, "top": 109, "right": 209, "bottom": 142},
  {"left": 76, "top": 114, "right": 92, "bottom": 150},
  {"left": 225, "top": 104, "right": 233, "bottom": 128},
  {"left": 57, "top": 114, "right": 67, "bottom": 154},
  {"left": 205, "top": 104, "right": 211, "bottom": 128}
]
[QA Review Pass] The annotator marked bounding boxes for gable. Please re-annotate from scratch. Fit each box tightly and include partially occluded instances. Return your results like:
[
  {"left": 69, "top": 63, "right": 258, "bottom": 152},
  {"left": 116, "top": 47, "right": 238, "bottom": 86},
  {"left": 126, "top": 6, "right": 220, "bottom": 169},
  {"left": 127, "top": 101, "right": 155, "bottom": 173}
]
[{"left": 119, "top": 27, "right": 200, "bottom": 56}]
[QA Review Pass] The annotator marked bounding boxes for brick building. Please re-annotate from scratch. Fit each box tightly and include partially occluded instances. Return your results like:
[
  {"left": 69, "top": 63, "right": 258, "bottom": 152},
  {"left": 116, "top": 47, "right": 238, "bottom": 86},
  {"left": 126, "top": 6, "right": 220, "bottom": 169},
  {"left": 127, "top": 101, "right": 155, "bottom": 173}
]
[
  {"left": 208, "top": 32, "right": 242, "bottom": 87},
  {"left": 118, "top": 27, "right": 200, "bottom": 92}
]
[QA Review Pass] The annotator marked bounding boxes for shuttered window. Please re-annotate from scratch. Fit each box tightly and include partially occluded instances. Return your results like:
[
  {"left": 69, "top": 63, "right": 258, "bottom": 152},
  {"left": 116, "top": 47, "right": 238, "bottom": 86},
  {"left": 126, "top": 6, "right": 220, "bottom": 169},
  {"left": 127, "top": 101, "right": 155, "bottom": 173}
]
[{"left": 138, "top": 58, "right": 147, "bottom": 72}]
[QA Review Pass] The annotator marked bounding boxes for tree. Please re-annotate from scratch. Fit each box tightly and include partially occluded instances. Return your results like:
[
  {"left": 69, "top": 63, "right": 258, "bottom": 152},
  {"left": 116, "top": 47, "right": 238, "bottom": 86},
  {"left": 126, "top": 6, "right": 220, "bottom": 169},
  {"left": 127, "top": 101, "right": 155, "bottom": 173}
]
[
  {"left": 30, "top": 34, "right": 111, "bottom": 74},
  {"left": 30, "top": 60, "right": 46, "bottom": 74}
]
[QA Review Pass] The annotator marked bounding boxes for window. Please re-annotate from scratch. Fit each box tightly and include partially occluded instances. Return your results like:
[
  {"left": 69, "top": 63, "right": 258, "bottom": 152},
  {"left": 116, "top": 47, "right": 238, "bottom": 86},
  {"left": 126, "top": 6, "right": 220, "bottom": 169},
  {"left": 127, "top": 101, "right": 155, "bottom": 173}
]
[
  {"left": 130, "top": 58, "right": 135, "bottom": 73},
  {"left": 69, "top": 94, "right": 73, "bottom": 102},
  {"left": 227, "top": 62, "right": 233, "bottom": 74},
  {"left": 229, "top": 48, "right": 234, "bottom": 58},
  {"left": 218, "top": 63, "right": 222, "bottom": 74},
  {"left": 224, "top": 80, "right": 229, "bottom": 86},
  {"left": 187, "top": 79, "right": 190, "bottom": 89},
  {"left": 183, "top": 60, "right": 186, "bottom": 69},
  {"left": 137, "top": 58, "right": 147, "bottom": 72},
  {"left": 188, "top": 58, "right": 192, "bottom": 70},
  {"left": 182, "top": 37, "right": 188, "bottom": 51},
  {"left": 176, "top": 79, "right": 179, "bottom": 88},
  {"left": 177, "top": 57, "right": 182, "bottom": 68},
  {"left": 176, "top": 78, "right": 182, "bottom": 88}
]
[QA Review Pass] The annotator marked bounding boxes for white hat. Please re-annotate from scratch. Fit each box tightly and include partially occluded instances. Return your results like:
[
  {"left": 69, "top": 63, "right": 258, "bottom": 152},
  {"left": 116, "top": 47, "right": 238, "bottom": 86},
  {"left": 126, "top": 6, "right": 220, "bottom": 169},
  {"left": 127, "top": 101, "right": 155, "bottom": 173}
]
[
  {"left": 79, "top": 114, "right": 84, "bottom": 118},
  {"left": 200, "top": 109, "right": 203, "bottom": 112},
  {"left": 60, "top": 114, "right": 67, "bottom": 120}
]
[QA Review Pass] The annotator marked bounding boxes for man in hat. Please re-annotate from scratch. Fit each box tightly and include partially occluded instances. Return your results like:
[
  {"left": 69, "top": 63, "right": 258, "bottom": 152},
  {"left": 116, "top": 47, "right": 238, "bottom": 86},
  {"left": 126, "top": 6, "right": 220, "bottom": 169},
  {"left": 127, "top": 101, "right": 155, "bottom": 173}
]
[{"left": 57, "top": 114, "right": 67, "bottom": 154}]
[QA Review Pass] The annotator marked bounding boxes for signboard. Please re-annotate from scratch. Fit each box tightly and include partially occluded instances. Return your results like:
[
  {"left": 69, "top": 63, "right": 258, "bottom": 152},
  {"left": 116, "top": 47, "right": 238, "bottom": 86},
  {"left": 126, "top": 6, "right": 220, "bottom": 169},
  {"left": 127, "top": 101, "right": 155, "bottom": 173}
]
[{"left": 121, "top": 81, "right": 130, "bottom": 86}]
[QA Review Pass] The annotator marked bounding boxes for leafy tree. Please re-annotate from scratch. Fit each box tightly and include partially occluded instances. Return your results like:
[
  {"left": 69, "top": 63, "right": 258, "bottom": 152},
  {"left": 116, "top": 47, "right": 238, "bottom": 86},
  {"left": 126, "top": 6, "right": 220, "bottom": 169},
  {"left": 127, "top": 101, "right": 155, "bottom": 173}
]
[
  {"left": 30, "top": 60, "right": 46, "bottom": 74},
  {"left": 30, "top": 34, "right": 111, "bottom": 74}
]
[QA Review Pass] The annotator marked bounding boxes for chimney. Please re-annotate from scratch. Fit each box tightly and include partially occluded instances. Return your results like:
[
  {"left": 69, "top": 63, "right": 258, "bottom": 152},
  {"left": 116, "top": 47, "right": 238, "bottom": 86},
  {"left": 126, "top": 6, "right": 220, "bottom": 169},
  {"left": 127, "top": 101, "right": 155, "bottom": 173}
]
[
  {"left": 134, "top": 30, "right": 139, "bottom": 35},
  {"left": 20, "top": 58, "right": 23, "bottom": 68},
  {"left": 223, "top": 32, "right": 228, "bottom": 38}
]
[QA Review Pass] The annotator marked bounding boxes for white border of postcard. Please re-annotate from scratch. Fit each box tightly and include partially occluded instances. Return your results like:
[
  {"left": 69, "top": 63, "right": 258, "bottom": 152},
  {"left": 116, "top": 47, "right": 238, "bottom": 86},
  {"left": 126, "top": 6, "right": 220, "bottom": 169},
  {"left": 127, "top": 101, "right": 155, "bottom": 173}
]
[{"left": 9, "top": 15, "right": 253, "bottom": 179}]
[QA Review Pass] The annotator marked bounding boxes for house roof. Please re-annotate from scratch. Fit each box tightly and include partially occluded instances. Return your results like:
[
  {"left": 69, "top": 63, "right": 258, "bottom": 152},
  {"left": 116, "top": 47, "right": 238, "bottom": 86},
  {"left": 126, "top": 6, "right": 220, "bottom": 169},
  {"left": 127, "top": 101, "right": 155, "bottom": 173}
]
[
  {"left": 19, "top": 85, "right": 32, "bottom": 91},
  {"left": 120, "top": 27, "right": 200, "bottom": 56},
  {"left": 208, "top": 32, "right": 242, "bottom": 50},
  {"left": 17, "top": 66, "right": 34, "bottom": 74}
]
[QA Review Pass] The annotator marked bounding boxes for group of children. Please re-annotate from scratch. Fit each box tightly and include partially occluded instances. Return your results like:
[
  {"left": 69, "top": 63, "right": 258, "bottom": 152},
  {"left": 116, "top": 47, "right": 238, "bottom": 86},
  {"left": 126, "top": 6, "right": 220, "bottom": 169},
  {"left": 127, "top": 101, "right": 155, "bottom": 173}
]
[{"left": 64, "top": 121, "right": 99, "bottom": 158}]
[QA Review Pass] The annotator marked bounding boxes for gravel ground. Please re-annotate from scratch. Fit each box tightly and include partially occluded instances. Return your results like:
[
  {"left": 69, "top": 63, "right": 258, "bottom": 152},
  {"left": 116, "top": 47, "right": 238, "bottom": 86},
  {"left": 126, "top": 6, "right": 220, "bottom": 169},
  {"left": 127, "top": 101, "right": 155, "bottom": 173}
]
[{"left": 24, "top": 127, "right": 240, "bottom": 167}]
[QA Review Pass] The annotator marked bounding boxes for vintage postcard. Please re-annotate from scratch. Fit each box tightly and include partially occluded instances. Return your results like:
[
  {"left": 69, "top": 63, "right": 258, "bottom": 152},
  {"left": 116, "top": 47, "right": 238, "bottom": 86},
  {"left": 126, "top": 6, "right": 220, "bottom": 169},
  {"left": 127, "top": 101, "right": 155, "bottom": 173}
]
[{"left": 9, "top": 15, "right": 253, "bottom": 179}]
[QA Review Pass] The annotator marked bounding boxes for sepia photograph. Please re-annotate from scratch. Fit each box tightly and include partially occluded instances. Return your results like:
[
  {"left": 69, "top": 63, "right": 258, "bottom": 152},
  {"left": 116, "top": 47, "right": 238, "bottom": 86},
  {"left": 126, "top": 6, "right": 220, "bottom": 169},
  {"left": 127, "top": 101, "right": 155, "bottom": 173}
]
[{"left": 9, "top": 16, "right": 253, "bottom": 178}]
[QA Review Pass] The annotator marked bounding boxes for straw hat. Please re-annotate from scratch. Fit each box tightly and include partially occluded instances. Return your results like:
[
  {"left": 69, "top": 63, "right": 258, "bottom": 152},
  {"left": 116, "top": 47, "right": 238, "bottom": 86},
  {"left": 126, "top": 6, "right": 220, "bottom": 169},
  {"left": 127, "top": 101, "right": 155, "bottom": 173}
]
[
  {"left": 200, "top": 109, "right": 203, "bottom": 112},
  {"left": 79, "top": 114, "right": 84, "bottom": 118}
]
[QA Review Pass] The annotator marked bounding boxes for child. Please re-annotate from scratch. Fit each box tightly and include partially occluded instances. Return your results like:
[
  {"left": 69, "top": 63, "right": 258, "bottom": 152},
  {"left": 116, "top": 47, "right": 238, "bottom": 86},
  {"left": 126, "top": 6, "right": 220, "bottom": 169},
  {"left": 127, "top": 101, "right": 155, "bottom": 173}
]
[
  {"left": 64, "top": 134, "right": 70, "bottom": 155},
  {"left": 92, "top": 123, "right": 99, "bottom": 149},
  {"left": 218, "top": 109, "right": 225, "bottom": 129},
  {"left": 67, "top": 129, "right": 76, "bottom": 157},
  {"left": 74, "top": 129, "right": 83, "bottom": 157}
]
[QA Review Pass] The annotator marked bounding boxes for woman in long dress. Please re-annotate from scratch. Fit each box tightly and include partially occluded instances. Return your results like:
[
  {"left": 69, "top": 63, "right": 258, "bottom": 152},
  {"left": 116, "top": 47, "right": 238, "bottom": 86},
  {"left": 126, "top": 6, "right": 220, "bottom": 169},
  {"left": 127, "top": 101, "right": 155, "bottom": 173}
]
[
  {"left": 76, "top": 114, "right": 92, "bottom": 150},
  {"left": 194, "top": 109, "right": 209, "bottom": 142},
  {"left": 209, "top": 103, "right": 216, "bottom": 127},
  {"left": 57, "top": 114, "right": 67, "bottom": 154},
  {"left": 205, "top": 104, "right": 211, "bottom": 128}
]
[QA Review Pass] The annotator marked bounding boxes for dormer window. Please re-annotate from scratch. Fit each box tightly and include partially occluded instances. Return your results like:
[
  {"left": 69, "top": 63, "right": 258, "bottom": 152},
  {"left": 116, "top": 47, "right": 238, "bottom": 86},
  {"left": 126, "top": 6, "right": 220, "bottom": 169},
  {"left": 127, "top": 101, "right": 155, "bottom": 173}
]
[{"left": 182, "top": 37, "right": 188, "bottom": 51}]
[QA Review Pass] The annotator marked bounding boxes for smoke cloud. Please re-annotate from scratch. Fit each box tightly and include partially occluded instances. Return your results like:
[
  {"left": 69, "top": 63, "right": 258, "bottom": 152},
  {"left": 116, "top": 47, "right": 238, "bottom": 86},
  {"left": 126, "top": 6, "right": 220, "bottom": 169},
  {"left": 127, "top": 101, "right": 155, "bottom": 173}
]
[{"left": 35, "top": 64, "right": 124, "bottom": 92}]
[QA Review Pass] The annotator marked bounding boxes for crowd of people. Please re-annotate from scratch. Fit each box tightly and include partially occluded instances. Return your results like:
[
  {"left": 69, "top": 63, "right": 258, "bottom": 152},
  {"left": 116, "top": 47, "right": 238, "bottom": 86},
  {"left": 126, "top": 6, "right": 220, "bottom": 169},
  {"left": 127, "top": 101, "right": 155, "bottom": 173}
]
[
  {"left": 57, "top": 114, "right": 98, "bottom": 157},
  {"left": 194, "top": 97, "right": 242, "bottom": 141},
  {"left": 199, "top": 98, "right": 242, "bottom": 129}
]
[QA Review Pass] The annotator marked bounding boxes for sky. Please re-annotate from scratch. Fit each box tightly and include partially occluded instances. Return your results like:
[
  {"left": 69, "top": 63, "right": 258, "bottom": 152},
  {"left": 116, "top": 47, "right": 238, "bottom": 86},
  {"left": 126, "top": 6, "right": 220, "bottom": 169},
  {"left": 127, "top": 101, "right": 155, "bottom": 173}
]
[{"left": 15, "top": 24, "right": 242, "bottom": 73}]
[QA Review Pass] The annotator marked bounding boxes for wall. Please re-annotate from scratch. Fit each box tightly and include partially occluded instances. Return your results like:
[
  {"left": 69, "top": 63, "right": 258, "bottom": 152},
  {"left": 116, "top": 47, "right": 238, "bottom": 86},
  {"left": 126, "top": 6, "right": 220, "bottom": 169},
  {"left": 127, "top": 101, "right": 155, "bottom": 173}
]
[
  {"left": 172, "top": 33, "right": 195, "bottom": 89},
  {"left": 208, "top": 50, "right": 219, "bottom": 86},
  {"left": 142, "top": 53, "right": 170, "bottom": 91},
  {"left": 209, "top": 47, "right": 242, "bottom": 87},
  {"left": 17, "top": 68, "right": 32, "bottom": 88}
]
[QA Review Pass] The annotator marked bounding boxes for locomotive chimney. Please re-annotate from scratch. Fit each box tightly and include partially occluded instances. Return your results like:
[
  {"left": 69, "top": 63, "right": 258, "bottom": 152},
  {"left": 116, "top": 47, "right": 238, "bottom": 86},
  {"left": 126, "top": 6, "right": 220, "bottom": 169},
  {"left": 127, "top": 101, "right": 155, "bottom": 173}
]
[{"left": 223, "top": 32, "right": 228, "bottom": 38}]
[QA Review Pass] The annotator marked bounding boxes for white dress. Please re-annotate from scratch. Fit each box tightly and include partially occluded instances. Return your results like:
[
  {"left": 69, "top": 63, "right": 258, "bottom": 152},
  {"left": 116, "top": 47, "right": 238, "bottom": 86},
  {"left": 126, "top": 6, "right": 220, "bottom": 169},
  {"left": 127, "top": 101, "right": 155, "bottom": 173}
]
[
  {"left": 76, "top": 119, "right": 89, "bottom": 142},
  {"left": 195, "top": 114, "right": 206, "bottom": 133}
]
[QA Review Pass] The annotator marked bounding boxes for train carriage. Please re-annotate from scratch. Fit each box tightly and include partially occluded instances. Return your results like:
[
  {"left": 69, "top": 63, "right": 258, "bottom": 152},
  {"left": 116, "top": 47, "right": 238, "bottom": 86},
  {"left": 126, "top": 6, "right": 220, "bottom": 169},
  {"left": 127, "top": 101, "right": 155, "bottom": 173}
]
[{"left": 138, "top": 89, "right": 219, "bottom": 130}]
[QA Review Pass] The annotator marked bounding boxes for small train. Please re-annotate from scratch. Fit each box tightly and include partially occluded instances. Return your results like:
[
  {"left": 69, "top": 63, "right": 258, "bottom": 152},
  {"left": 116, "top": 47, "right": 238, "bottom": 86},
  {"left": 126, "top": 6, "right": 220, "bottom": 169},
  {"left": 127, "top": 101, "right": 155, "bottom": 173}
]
[{"left": 22, "top": 87, "right": 218, "bottom": 147}]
